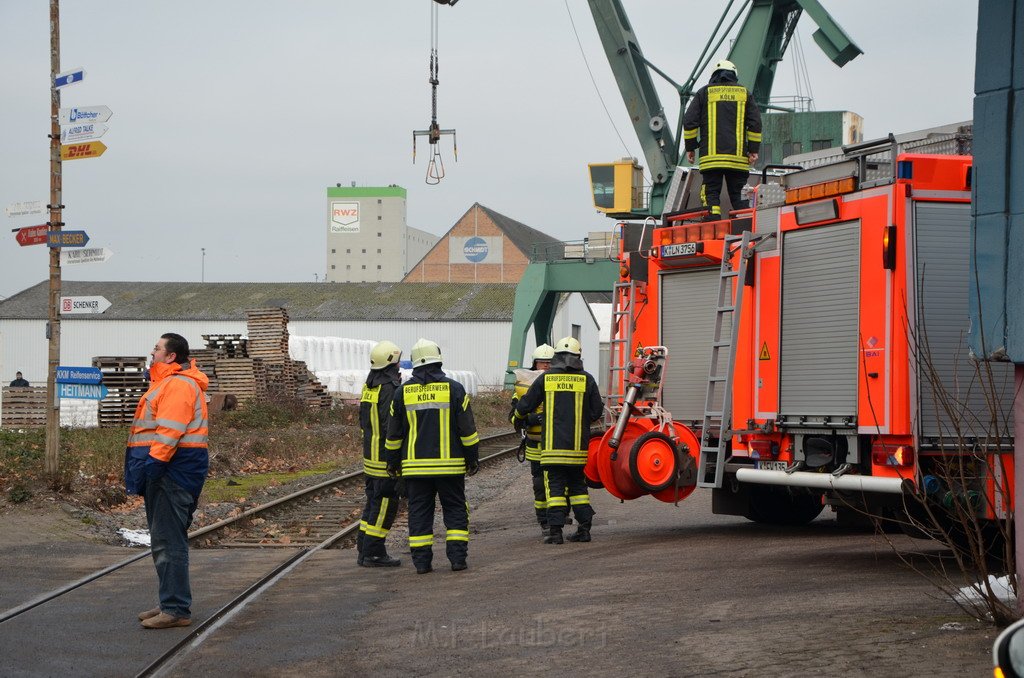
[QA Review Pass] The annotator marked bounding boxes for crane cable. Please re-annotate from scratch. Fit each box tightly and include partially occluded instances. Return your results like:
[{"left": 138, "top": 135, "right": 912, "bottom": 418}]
[{"left": 563, "top": 0, "right": 652, "bottom": 189}]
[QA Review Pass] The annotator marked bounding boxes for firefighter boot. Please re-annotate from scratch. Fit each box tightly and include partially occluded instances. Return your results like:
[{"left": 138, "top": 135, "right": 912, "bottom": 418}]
[
  {"left": 567, "top": 523, "right": 591, "bottom": 542},
  {"left": 544, "top": 527, "right": 564, "bottom": 544},
  {"left": 356, "top": 531, "right": 365, "bottom": 566},
  {"left": 361, "top": 553, "right": 401, "bottom": 567}
]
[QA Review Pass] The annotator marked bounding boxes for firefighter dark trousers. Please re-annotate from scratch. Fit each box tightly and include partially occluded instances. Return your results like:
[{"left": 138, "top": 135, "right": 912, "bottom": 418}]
[
  {"left": 358, "top": 476, "right": 399, "bottom": 558},
  {"left": 531, "top": 460, "right": 571, "bottom": 526},
  {"left": 406, "top": 475, "right": 469, "bottom": 568},
  {"left": 544, "top": 466, "right": 595, "bottom": 529},
  {"left": 701, "top": 168, "right": 748, "bottom": 216}
]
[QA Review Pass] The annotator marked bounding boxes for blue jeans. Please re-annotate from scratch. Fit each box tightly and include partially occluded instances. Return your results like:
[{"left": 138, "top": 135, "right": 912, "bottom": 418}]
[{"left": 144, "top": 474, "right": 197, "bottom": 619}]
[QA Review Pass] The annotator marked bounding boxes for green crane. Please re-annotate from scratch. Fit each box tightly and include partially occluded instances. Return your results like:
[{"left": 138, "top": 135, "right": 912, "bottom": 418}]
[
  {"left": 586, "top": 0, "right": 862, "bottom": 219},
  {"left": 506, "top": 0, "right": 862, "bottom": 386}
]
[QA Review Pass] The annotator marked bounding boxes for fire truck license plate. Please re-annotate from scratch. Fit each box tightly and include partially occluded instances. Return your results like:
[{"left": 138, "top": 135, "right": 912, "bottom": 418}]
[
  {"left": 755, "top": 461, "right": 788, "bottom": 471},
  {"left": 661, "top": 242, "right": 698, "bottom": 257}
]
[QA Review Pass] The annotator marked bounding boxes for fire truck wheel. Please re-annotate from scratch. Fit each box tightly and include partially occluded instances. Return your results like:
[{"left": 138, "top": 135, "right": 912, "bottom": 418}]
[
  {"left": 745, "top": 485, "right": 824, "bottom": 525},
  {"left": 628, "top": 431, "right": 679, "bottom": 493}
]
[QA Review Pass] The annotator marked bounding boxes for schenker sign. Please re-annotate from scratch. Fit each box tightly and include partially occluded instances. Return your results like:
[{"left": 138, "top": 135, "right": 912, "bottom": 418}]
[
  {"left": 330, "top": 201, "right": 360, "bottom": 233},
  {"left": 60, "top": 295, "right": 111, "bottom": 315}
]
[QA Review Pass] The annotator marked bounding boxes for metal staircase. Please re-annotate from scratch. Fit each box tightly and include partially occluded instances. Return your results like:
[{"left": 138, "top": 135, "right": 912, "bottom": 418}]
[{"left": 697, "top": 230, "right": 772, "bottom": 488}]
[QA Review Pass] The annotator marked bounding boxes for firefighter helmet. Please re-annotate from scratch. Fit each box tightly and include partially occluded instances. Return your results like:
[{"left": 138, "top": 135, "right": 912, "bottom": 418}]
[
  {"left": 531, "top": 344, "right": 555, "bottom": 365},
  {"left": 553, "top": 336, "right": 582, "bottom": 355},
  {"left": 714, "top": 59, "right": 737, "bottom": 75},
  {"left": 410, "top": 338, "right": 443, "bottom": 367},
  {"left": 370, "top": 340, "right": 402, "bottom": 370}
]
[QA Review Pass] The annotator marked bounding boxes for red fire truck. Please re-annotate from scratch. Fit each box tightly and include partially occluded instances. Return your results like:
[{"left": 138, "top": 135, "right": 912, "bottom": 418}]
[{"left": 588, "top": 134, "right": 1016, "bottom": 530}]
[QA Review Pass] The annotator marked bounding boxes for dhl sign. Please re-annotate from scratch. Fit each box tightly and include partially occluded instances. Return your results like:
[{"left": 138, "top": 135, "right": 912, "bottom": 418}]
[{"left": 60, "top": 141, "right": 107, "bottom": 161}]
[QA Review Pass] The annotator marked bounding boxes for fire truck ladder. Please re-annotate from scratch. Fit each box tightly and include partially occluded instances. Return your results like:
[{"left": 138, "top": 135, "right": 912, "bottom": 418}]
[
  {"left": 606, "top": 280, "right": 643, "bottom": 417},
  {"left": 697, "top": 230, "right": 771, "bottom": 489}
]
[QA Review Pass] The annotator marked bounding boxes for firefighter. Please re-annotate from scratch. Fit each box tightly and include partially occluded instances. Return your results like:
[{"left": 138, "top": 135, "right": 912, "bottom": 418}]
[
  {"left": 513, "top": 337, "right": 604, "bottom": 544},
  {"left": 385, "top": 338, "right": 480, "bottom": 574},
  {"left": 510, "top": 344, "right": 559, "bottom": 536},
  {"left": 356, "top": 340, "right": 403, "bottom": 567},
  {"left": 682, "top": 59, "right": 762, "bottom": 220}
]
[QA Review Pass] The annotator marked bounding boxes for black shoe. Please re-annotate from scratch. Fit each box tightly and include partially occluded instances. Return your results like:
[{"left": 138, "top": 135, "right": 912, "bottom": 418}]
[
  {"left": 544, "top": 528, "right": 564, "bottom": 544},
  {"left": 540, "top": 526, "right": 551, "bottom": 537},
  {"left": 416, "top": 564, "right": 433, "bottom": 574},
  {"left": 356, "top": 554, "right": 364, "bottom": 566},
  {"left": 567, "top": 526, "right": 591, "bottom": 543},
  {"left": 451, "top": 561, "right": 468, "bottom": 572},
  {"left": 361, "top": 554, "right": 401, "bottom": 567}
]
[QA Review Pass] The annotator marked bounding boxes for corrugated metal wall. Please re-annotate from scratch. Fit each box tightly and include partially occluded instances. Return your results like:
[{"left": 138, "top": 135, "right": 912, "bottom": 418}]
[{"left": 915, "top": 202, "right": 1015, "bottom": 442}]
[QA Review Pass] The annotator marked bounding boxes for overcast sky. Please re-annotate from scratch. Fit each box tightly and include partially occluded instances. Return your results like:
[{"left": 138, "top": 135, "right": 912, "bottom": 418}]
[{"left": 0, "top": 1, "right": 978, "bottom": 299}]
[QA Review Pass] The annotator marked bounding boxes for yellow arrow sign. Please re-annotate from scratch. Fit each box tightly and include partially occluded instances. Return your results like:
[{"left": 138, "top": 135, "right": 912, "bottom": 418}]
[{"left": 60, "top": 141, "right": 107, "bottom": 161}]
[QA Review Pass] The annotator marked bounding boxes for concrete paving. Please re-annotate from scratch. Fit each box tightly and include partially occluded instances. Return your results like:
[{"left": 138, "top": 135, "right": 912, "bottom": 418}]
[{"left": 0, "top": 461, "right": 999, "bottom": 677}]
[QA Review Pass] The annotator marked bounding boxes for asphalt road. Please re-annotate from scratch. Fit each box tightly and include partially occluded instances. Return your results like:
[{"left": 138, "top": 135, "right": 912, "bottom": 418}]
[{"left": 0, "top": 459, "right": 998, "bottom": 677}]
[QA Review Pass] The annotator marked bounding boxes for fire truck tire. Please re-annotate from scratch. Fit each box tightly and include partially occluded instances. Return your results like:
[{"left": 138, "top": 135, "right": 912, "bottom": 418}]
[
  {"left": 628, "top": 431, "right": 679, "bottom": 493},
  {"left": 745, "top": 485, "right": 824, "bottom": 525}
]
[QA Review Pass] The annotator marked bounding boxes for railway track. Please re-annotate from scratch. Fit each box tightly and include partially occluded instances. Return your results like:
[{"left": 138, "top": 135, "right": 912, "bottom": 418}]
[{"left": 0, "top": 430, "right": 520, "bottom": 676}]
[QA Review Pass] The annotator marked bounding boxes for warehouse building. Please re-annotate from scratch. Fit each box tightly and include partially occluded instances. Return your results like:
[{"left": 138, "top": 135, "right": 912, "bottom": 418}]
[
  {"left": 0, "top": 281, "right": 601, "bottom": 418},
  {"left": 403, "top": 203, "right": 561, "bottom": 283}
]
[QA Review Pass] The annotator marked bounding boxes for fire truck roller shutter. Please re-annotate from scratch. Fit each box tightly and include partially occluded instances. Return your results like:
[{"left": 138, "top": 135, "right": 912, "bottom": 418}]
[
  {"left": 913, "top": 202, "right": 1015, "bottom": 445},
  {"left": 659, "top": 268, "right": 727, "bottom": 424},
  {"left": 779, "top": 221, "right": 860, "bottom": 421}
]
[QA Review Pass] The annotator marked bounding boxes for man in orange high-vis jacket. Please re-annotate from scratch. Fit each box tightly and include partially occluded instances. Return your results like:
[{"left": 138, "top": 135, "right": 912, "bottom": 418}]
[{"left": 125, "top": 333, "right": 209, "bottom": 630}]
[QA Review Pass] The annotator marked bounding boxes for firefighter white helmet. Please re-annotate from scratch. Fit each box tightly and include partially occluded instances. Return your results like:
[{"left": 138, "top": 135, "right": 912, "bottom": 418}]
[
  {"left": 553, "top": 336, "right": 581, "bottom": 356},
  {"left": 714, "top": 59, "right": 738, "bottom": 76},
  {"left": 410, "top": 338, "right": 443, "bottom": 367},
  {"left": 531, "top": 344, "right": 555, "bottom": 364},
  {"left": 370, "top": 340, "right": 402, "bottom": 370}
]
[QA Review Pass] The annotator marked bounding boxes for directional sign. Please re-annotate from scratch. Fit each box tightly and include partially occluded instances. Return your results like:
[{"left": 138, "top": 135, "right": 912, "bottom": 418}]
[
  {"left": 14, "top": 224, "right": 48, "bottom": 246},
  {"left": 56, "top": 366, "right": 103, "bottom": 385},
  {"left": 61, "top": 246, "right": 113, "bottom": 264},
  {"left": 61, "top": 141, "right": 107, "bottom": 161},
  {"left": 58, "top": 106, "right": 113, "bottom": 125},
  {"left": 48, "top": 230, "right": 89, "bottom": 248},
  {"left": 60, "top": 123, "right": 108, "bottom": 144},
  {"left": 54, "top": 67, "right": 86, "bottom": 89},
  {"left": 6, "top": 200, "right": 45, "bottom": 218},
  {"left": 57, "top": 383, "right": 109, "bottom": 400},
  {"left": 60, "top": 295, "right": 111, "bottom": 315}
]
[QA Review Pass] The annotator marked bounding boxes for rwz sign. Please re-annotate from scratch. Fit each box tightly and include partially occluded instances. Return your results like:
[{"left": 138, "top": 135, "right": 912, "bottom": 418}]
[{"left": 330, "top": 201, "right": 360, "bottom": 233}]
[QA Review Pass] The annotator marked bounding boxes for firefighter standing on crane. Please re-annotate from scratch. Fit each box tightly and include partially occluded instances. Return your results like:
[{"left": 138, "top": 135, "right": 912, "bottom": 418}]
[
  {"left": 385, "top": 338, "right": 480, "bottom": 574},
  {"left": 513, "top": 337, "right": 604, "bottom": 544},
  {"left": 356, "top": 340, "right": 404, "bottom": 568},
  {"left": 682, "top": 59, "right": 762, "bottom": 219}
]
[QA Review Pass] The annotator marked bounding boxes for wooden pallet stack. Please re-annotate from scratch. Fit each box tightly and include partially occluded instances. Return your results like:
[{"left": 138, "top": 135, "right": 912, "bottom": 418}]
[
  {"left": 213, "top": 357, "right": 268, "bottom": 406},
  {"left": 190, "top": 348, "right": 222, "bottom": 392},
  {"left": 93, "top": 356, "right": 148, "bottom": 428},
  {"left": 202, "top": 334, "right": 248, "bottom": 358},
  {"left": 1, "top": 386, "right": 47, "bottom": 428},
  {"left": 246, "top": 308, "right": 290, "bottom": 365}
]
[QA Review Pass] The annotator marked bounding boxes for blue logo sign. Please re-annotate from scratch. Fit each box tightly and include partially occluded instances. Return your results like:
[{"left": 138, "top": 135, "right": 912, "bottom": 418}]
[
  {"left": 463, "top": 237, "right": 489, "bottom": 263},
  {"left": 56, "top": 366, "right": 103, "bottom": 384},
  {"left": 57, "top": 383, "right": 109, "bottom": 400}
]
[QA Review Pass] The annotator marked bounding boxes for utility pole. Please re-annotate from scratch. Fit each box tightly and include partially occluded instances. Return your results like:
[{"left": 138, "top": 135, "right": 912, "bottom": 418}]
[
  {"left": 201, "top": 247, "right": 206, "bottom": 282},
  {"left": 45, "top": 0, "right": 63, "bottom": 478}
]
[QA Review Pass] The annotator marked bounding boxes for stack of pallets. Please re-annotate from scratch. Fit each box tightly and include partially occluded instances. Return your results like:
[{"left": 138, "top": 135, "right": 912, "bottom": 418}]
[
  {"left": 202, "top": 334, "right": 248, "bottom": 358},
  {"left": 213, "top": 357, "right": 268, "bottom": 406},
  {"left": 190, "top": 348, "right": 222, "bottom": 392},
  {"left": 246, "top": 308, "right": 290, "bottom": 365},
  {"left": 1, "top": 386, "right": 47, "bottom": 428},
  {"left": 93, "top": 356, "right": 148, "bottom": 428}
]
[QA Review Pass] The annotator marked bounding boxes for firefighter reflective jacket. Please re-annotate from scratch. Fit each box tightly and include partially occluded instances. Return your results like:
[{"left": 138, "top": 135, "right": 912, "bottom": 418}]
[
  {"left": 511, "top": 368, "right": 544, "bottom": 461},
  {"left": 124, "top": 360, "right": 210, "bottom": 499},
  {"left": 682, "top": 72, "right": 762, "bottom": 171},
  {"left": 360, "top": 363, "right": 400, "bottom": 478},
  {"left": 513, "top": 355, "right": 604, "bottom": 466},
  {"left": 384, "top": 364, "right": 480, "bottom": 476}
]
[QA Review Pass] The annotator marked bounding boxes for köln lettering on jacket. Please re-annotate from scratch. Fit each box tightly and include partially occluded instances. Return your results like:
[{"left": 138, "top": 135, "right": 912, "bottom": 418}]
[
  {"left": 405, "top": 383, "right": 451, "bottom": 409},
  {"left": 361, "top": 385, "right": 380, "bottom": 403},
  {"left": 545, "top": 374, "right": 586, "bottom": 392}
]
